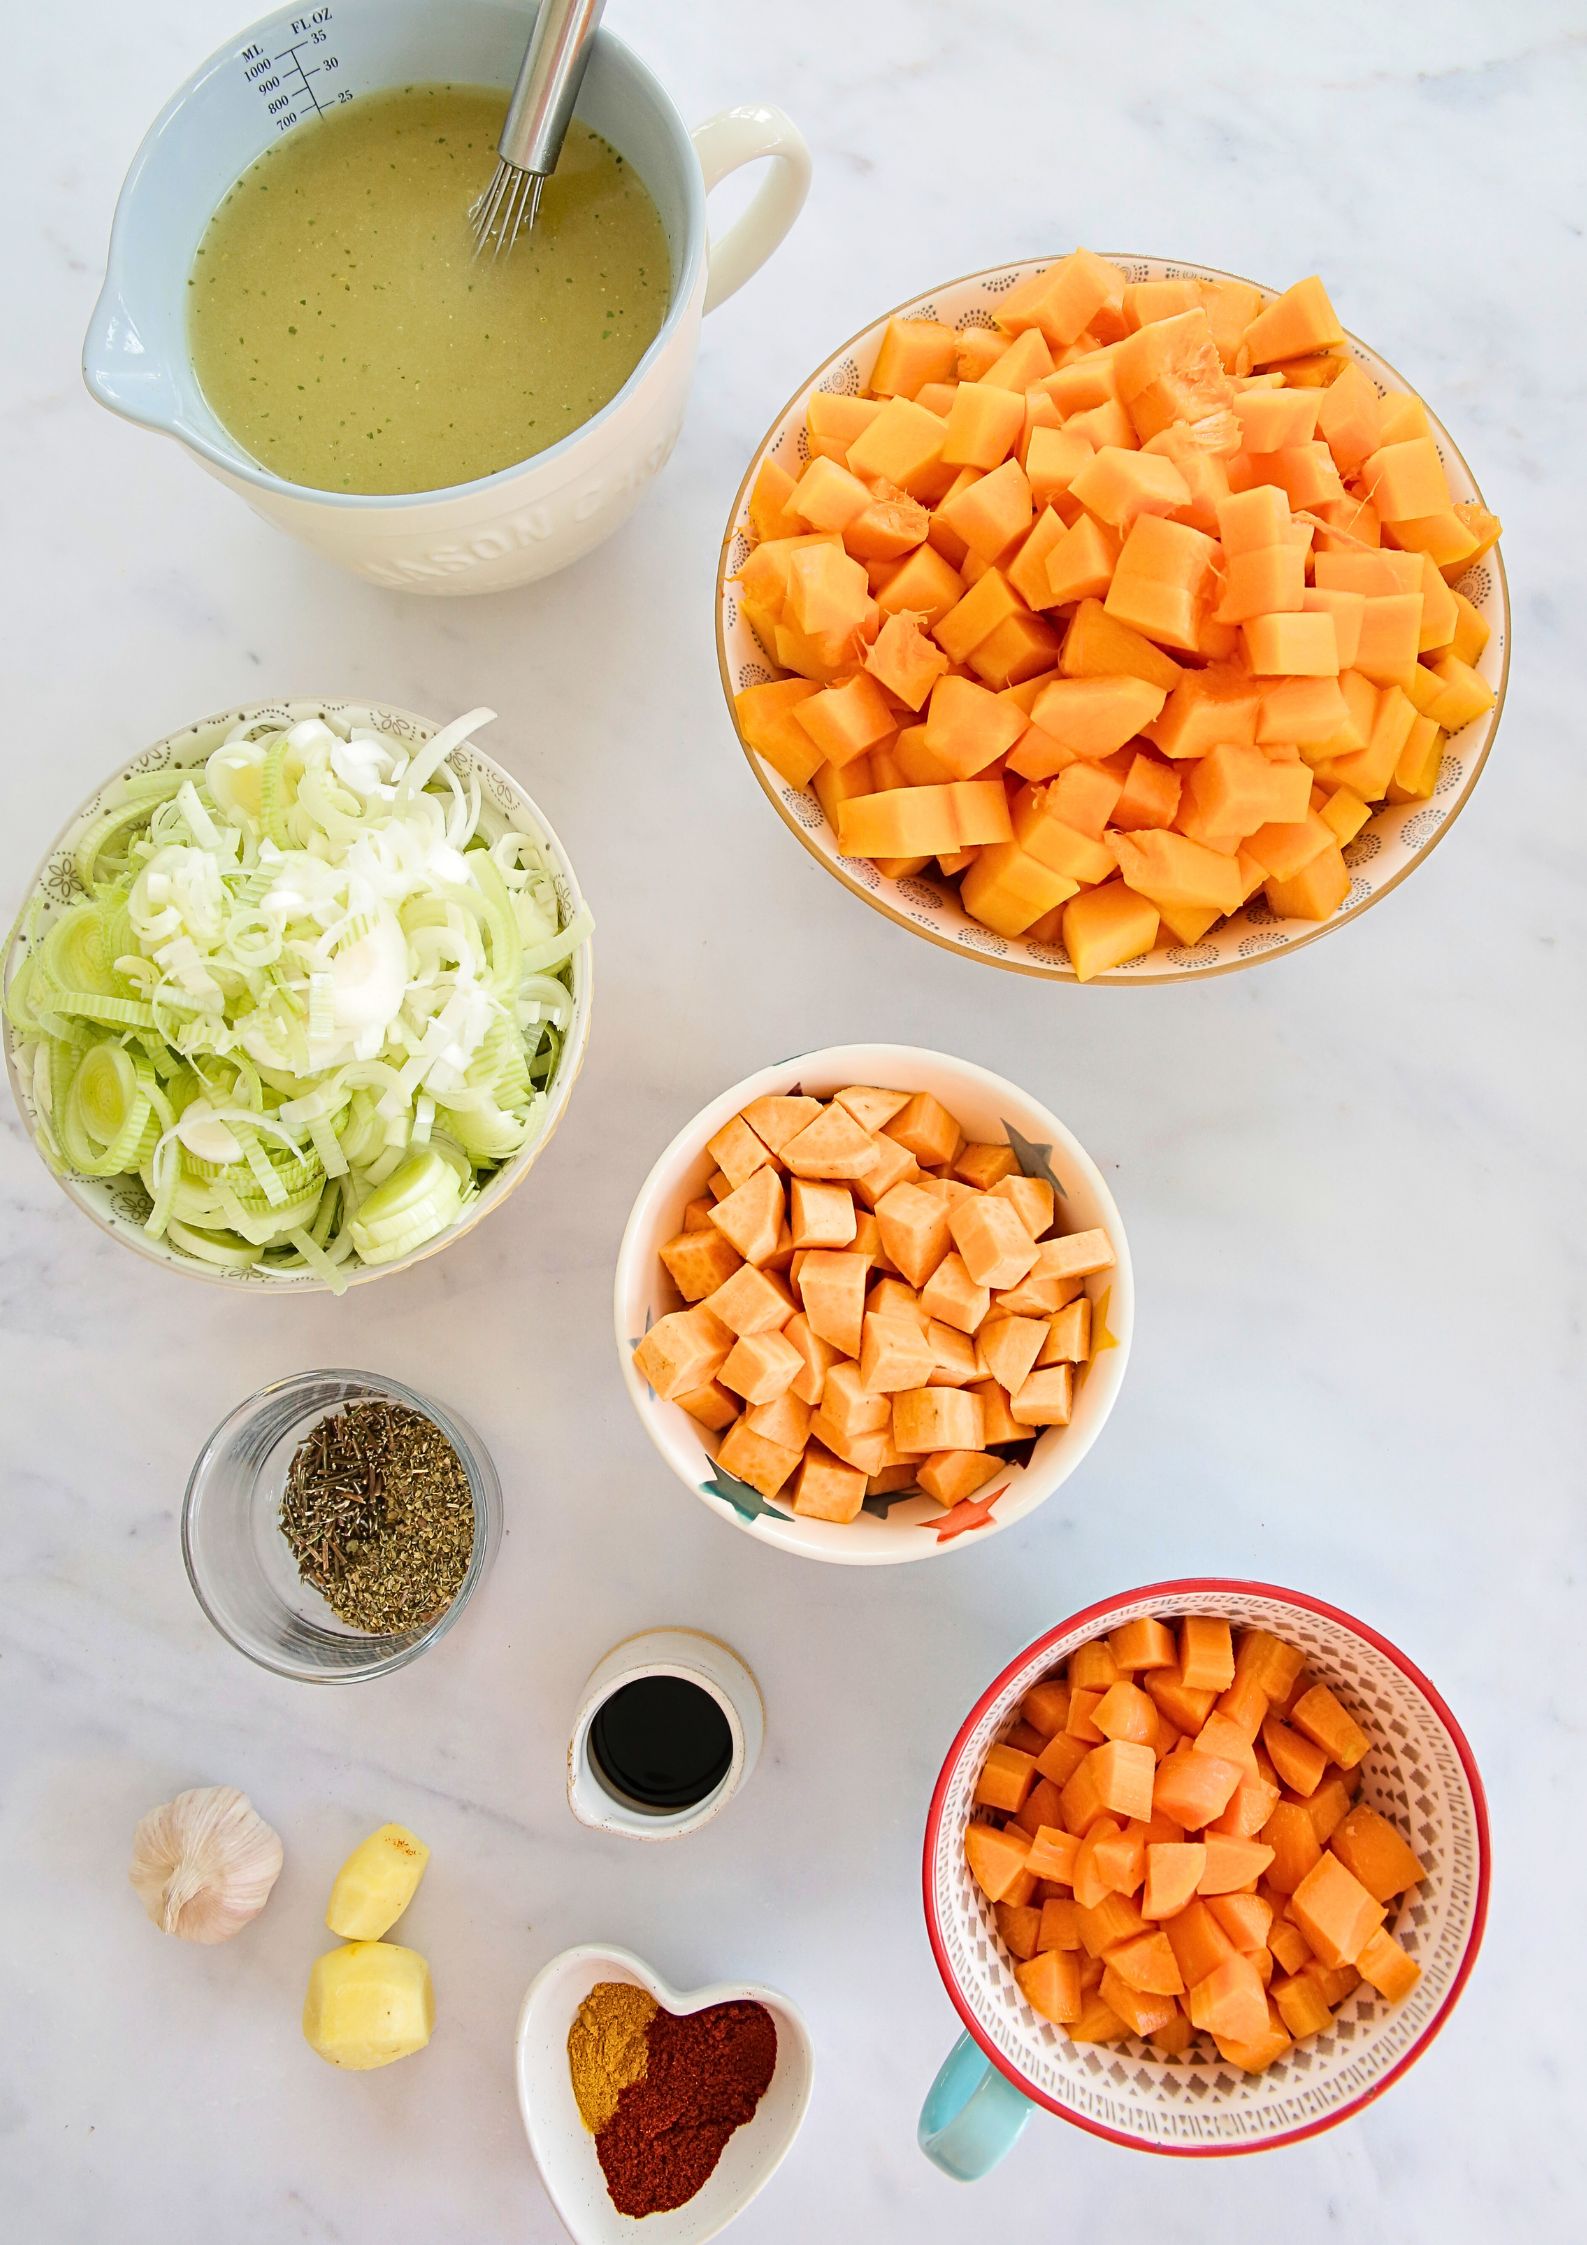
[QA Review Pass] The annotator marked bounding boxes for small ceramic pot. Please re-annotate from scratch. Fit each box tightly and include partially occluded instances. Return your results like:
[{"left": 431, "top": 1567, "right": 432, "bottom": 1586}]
[
  {"left": 515, "top": 1941, "right": 813, "bottom": 2245},
  {"left": 567, "top": 1629, "right": 764, "bottom": 1840},
  {"left": 84, "top": 0, "right": 810, "bottom": 592}
]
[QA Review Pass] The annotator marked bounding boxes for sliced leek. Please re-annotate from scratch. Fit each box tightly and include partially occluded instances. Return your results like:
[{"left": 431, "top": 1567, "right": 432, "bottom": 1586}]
[{"left": 5, "top": 708, "right": 584, "bottom": 1279}]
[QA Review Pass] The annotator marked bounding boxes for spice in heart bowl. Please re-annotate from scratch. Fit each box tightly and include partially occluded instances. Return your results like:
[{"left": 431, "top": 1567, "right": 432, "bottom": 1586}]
[
  {"left": 716, "top": 251, "right": 1508, "bottom": 983},
  {"left": 614, "top": 1043, "right": 1131, "bottom": 1563},
  {"left": 515, "top": 1942, "right": 813, "bottom": 2243},
  {"left": 919, "top": 1581, "right": 1489, "bottom": 2171}
]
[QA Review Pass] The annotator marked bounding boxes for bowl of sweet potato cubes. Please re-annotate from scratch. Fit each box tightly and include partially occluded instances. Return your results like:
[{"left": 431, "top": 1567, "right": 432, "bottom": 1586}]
[
  {"left": 921, "top": 1583, "right": 1489, "bottom": 2158},
  {"left": 614, "top": 1044, "right": 1130, "bottom": 1562},
  {"left": 718, "top": 252, "right": 1507, "bottom": 982}
]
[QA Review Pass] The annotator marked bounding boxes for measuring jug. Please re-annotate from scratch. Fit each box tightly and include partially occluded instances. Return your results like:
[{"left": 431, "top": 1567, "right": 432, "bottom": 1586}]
[{"left": 83, "top": 0, "right": 810, "bottom": 594}]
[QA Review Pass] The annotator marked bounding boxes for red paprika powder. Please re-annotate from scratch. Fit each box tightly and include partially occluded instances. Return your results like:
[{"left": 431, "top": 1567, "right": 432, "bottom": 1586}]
[{"left": 595, "top": 1998, "right": 778, "bottom": 2218}]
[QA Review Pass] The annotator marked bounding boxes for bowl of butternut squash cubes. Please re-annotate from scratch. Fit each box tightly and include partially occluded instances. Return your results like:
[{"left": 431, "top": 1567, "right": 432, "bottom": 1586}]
[
  {"left": 614, "top": 1044, "right": 1130, "bottom": 1562},
  {"left": 718, "top": 252, "right": 1507, "bottom": 981},
  {"left": 923, "top": 1583, "right": 1489, "bottom": 2154}
]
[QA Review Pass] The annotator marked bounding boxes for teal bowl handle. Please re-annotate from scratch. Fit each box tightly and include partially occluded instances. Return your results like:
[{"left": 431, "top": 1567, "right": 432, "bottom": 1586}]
[{"left": 918, "top": 2033, "right": 1033, "bottom": 2179}]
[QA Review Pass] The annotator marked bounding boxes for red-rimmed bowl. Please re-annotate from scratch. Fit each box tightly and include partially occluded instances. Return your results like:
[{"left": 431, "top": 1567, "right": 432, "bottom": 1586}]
[{"left": 919, "top": 1580, "right": 1488, "bottom": 2169}]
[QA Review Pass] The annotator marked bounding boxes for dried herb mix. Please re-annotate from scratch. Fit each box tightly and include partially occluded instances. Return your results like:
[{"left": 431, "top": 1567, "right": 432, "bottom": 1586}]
[{"left": 279, "top": 1400, "right": 473, "bottom": 1634}]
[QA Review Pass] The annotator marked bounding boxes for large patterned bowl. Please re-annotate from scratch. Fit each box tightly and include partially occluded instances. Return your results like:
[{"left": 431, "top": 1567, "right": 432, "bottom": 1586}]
[
  {"left": 716, "top": 254, "right": 1510, "bottom": 983},
  {"left": 921, "top": 1581, "right": 1489, "bottom": 2162},
  {"left": 613, "top": 1043, "right": 1131, "bottom": 1564},
  {"left": 1, "top": 698, "right": 592, "bottom": 1290}
]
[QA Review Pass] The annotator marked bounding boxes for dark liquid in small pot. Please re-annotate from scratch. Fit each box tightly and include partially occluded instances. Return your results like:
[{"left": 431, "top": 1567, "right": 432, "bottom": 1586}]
[{"left": 590, "top": 1675, "right": 734, "bottom": 1811}]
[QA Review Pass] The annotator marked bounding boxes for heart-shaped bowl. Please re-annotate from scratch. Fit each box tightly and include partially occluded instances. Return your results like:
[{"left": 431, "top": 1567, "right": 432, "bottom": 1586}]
[
  {"left": 613, "top": 1042, "right": 1132, "bottom": 1564},
  {"left": 515, "top": 1942, "right": 814, "bottom": 2244},
  {"left": 715, "top": 253, "right": 1509, "bottom": 983},
  {"left": 923, "top": 1580, "right": 1489, "bottom": 2156},
  {"left": 2, "top": 697, "right": 592, "bottom": 1289}
]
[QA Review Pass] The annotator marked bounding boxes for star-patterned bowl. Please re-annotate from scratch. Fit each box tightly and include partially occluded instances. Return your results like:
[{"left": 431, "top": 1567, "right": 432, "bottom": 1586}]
[
  {"left": 613, "top": 1043, "right": 1131, "bottom": 1563},
  {"left": 920, "top": 1581, "right": 1489, "bottom": 2166}
]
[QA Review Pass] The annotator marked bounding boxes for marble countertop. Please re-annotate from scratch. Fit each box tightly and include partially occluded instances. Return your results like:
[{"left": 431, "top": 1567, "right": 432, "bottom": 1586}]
[{"left": 4, "top": 0, "right": 1584, "bottom": 2238}]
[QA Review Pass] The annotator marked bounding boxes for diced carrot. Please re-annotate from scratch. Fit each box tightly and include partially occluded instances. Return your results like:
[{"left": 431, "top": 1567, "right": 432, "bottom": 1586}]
[
  {"left": 1179, "top": 1615, "right": 1236, "bottom": 1693},
  {"left": 1198, "top": 1834, "right": 1275, "bottom": 1895},
  {"left": 1142, "top": 1842, "right": 1207, "bottom": 1920},
  {"left": 1207, "top": 1892, "right": 1273, "bottom": 1954},
  {"left": 1025, "top": 1824, "right": 1081, "bottom": 1884},
  {"left": 1039, "top": 1896, "right": 1083, "bottom": 1951},
  {"left": 1290, "top": 1683, "right": 1372, "bottom": 1770},
  {"left": 1100, "top": 1968, "right": 1181, "bottom": 2040},
  {"left": 1153, "top": 1750, "right": 1243, "bottom": 1831},
  {"left": 1076, "top": 1892, "right": 1148, "bottom": 1958},
  {"left": 1290, "top": 1851, "right": 1387, "bottom": 1968},
  {"left": 1186, "top": 1952, "right": 1269, "bottom": 2045},
  {"left": 1356, "top": 1927, "right": 1421, "bottom": 2002},
  {"left": 965, "top": 1821, "right": 1033, "bottom": 1903},
  {"left": 1329, "top": 1804, "right": 1426, "bottom": 1901},
  {"left": 1261, "top": 1800, "right": 1324, "bottom": 1896},
  {"left": 1107, "top": 1931, "right": 1185, "bottom": 1997},
  {"left": 1015, "top": 1947, "right": 1083, "bottom": 2025},
  {"left": 995, "top": 1901, "right": 1042, "bottom": 1961},
  {"left": 973, "top": 1742, "right": 1038, "bottom": 1814}
]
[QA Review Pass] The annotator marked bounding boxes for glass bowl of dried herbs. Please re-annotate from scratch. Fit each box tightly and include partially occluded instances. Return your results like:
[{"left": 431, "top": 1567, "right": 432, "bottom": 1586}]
[{"left": 182, "top": 1368, "right": 501, "bottom": 1681}]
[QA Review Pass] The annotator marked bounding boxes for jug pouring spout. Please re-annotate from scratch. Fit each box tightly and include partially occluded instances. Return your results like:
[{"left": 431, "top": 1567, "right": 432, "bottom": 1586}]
[{"left": 82, "top": 284, "right": 186, "bottom": 436}]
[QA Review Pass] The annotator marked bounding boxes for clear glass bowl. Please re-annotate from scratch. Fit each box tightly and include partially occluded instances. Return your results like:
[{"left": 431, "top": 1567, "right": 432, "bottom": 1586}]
[{"left": 182, "top": 1368, "right": 501, "bottom": 1683}]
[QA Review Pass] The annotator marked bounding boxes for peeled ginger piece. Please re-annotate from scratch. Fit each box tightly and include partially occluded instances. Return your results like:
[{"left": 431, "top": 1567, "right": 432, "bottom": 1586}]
[
  {"left": 326, "top": 1822, "right": 429, "bottom": 1940},
  {"left": 303, "top": 1940, "right": 434, "bottom": 2070}
]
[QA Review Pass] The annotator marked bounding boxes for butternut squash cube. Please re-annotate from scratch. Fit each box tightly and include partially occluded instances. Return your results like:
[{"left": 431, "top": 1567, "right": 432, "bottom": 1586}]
[
  {"left": 845, "top": 395, "right": 949, "bottom": 494},
  {"left": 869, "top": 316, "right": 957, "bottom": 399},
  {"left": 1062, "top": 880, "right": 1161, "bottom": 981}
]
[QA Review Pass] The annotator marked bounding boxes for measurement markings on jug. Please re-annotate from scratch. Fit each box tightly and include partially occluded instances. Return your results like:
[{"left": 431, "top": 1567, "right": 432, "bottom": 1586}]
[{"left": 242, "top": 10, "right": 347, "bottom": 132}]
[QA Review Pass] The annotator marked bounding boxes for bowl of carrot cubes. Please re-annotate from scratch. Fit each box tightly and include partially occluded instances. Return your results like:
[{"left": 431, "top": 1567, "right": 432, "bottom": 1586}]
[
  {"left": 717, "top": 252, "right": 1508, "bottom": 981},
  {"left": 921, "top": 1583, "right": 1489, "bottom": 2158},
  {"left": 613, "top": 1043, "right": 1131, "bottom": 1563}
]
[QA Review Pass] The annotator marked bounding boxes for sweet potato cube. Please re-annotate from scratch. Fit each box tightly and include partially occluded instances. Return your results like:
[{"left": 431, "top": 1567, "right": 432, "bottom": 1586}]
[
  {"left": 1101, "top": 1617, "right": 1172, "bottom": 1675},
  {"left": 1290, "top": 1683, "right": 1371, "bottom": 1770},
  {"left": 780, "top": 1104, "right": 882, "bottom": 1183},
  {"left": 1145, "top": 1669, "right": 1217, "bottom": 1735},
  {"left": 891, "top": 1386, "right": 984, "bottom": 1454},
  {"left": 1261, "top": 1801, "right": 1324, "bottom": 1896},
  {"left": 1198, "top": 1834, "right": 1275, "bottom": 1895},
  {"left": 795, "top": 1251, "right": 868, "bottom": 1356},
  {"left": 927, "top": 1321, "right": 981, "bottom": 1386},
  {"left": 633, "top": 1306, "right": 734, "bottom": 1400},
  {"left": 1329, "top": 1804, "right": 1426, "bottom": 1902},
  {"left": 1215, "top": 1671, "right": 1271, "bottom": 1742},
  {"left": 1192, "top": 1712, "right": 1259, "bottom": 1780},
  {"left": 973, "top": 1313, "right": 1045, "bottom": 1398},
  {"left": 705, "top": 1114, "right": 775, "bottom": 1191},
  {"left": 1025, "top": 1823, "right": 1081, "bottom": 1883},
  {"left": 1015, "top": 1947, "right": 1082, "bottom": 2026},
  {"left": 1142, "top": 1842, "right": 1206, "bottom": 1920},
  {"left": 826, "top": 1088, "right": 904, "bottom": 1136},
  {"left": 1069, "top": 1994, "right": 1131, "bottom": 2044},
  {"left": 1037, "top": 1297, "right": 1091, "bottom": 1366},
  {"left": 675, "top": 1376, "right": 740, "bottom": 1436},
  {"left": 707, "top": 1163, "right": 785, "bottom": 1269},
  {"left": 787, "top": 1177, "right": 857, "bottom": 1253},
  {"left": 948, "top": 1196, "right": 1039, "bottom": 1292},
  {"left": 704, "top": 1262, "right": 794, "bottom": 1339},
  {"left": 879, "top": 1091, "right": 962, "bottom": 1170},
  {"left": 660, "top": 1225, "right": 743, "bottom": 1305},
  {"left": 782, "top": 1312, "right": 838, "bottom": 1408},
  {"left": 715, "top": 1419, "right": 802, "bottom": 1500},
  {"left": 783, "top": 1443, "right": 861, "bottom": 1524},
  {"left": 743, "top": 1388, "right": 812, "bottom": 1450},
  {"left": 918, "top": 1250, "right": 992, "bottom": 1336},
  {"left": 848, "top": 1132, "right": 921, "bottom": 1213},
  {"left": 1162, "top": 1899, "right": 1234, "bottom": 1989},
  {"left": 874, "top": 1181, "right": 954, "bottom": 1289},
  {"left": 965, "top": 1820, "right": 1034, "bottom": 1903},
  {"left": 817, "top": 1361, "right": 891, "bottom": 1443},
  {"left": 1289, "top": 1850, "right": 1386, "bottom": 1968},
  {"left": 1356, "top": 1926, "right": 1421, "bottom": 2003},
  {"left": 1267, "top": 1916, "right": 1313, "bottom": 1978},
  {"left": 1010, "top": 1365, "right": 1073, "bottom": 1427},
  {"left": 1186, "top": 1952, "right": 1269, "bottom": 2045},
  {"left": 917, "top": 1449, "right": 1001, "bottom": 1507},
  {"left": 1065, "top": 1687, "right": 1106, "bottom": 1744},
  {"left": 1153, "top": 1751, "right": 1242, "bottom": 1831},
  {"left": 806, "top": 1412, "right": 893, "bottom": 1477},
  {"left": 859, "top": 1310, "right": 938, "bottom": 1396},
  {"left": 1059, "top": 1754, "right": 1112, "bottom": 1839},
  {"left": 719, "top": 1328, "right": 804, "bottom": 1407}
]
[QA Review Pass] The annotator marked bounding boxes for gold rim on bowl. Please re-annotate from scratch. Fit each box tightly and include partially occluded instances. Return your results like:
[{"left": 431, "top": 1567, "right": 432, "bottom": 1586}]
[{"left": 715, "top": 253, "right": 1510, "bottom": 985}]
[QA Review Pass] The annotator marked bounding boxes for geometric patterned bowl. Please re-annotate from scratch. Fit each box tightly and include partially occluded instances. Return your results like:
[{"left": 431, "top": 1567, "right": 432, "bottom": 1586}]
[
  {"left": 716, "top": 254, "right": 1510, "bottom": 983},
  {"left": 922, "top": 1581, "right": 1489, "bottom": 2156},
  {"left": 1, "top": 697, "right": 593, "bottom": 1290},
  {"left": 613, "top": 1042, "right": 1131, "bottom": 1565}
]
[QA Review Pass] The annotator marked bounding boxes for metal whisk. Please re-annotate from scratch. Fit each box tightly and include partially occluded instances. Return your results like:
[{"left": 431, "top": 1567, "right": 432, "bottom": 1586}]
[{"left": 471, "top": 0, "right": 607, "bottom": 257}]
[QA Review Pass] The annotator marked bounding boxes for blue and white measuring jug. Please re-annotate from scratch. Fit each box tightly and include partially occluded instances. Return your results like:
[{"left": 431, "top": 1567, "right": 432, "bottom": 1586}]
[{"left": 84, "top": 0, "right": 809, "bottom": 593}]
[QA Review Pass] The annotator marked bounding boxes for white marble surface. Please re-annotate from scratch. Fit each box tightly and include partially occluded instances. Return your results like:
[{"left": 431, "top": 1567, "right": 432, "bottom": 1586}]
[{"left": 3, "top": 0, "right": 1584, "bottom": 2238}]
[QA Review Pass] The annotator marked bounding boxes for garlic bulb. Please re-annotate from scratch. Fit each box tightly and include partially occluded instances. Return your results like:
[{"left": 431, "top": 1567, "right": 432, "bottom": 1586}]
[{"left": 129, "top": 1786, "right": 283, "bottom": 1944}]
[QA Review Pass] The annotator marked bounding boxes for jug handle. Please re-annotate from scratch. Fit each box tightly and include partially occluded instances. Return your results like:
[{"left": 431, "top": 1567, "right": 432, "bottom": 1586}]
[
  {"left": 918, "top": 2031, "right": 1033, "bottom": 2180},
  {"left": 691, "top": 106, "right": 811, "bottom": 316}
]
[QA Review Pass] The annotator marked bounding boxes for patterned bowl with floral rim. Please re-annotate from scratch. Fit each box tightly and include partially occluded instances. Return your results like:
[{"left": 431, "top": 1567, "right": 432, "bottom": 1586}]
[
  {"left": 1, "top": 698, "right": 593, "bottom": 1289},
  {"left": 612, "top": 1043, "right": 1131, "bottom": 1563},
  {"left": 920, "top": 1581, "right": 1489, "bottom": 2164},
  {"left": 715, "top": 255, "right": 1510, "bottom": 983}
]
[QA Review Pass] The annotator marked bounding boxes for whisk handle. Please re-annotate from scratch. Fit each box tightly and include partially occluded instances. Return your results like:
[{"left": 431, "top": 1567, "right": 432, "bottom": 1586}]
[{"left": 498, "top": 0, "right": 607, "bottom": 179}]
